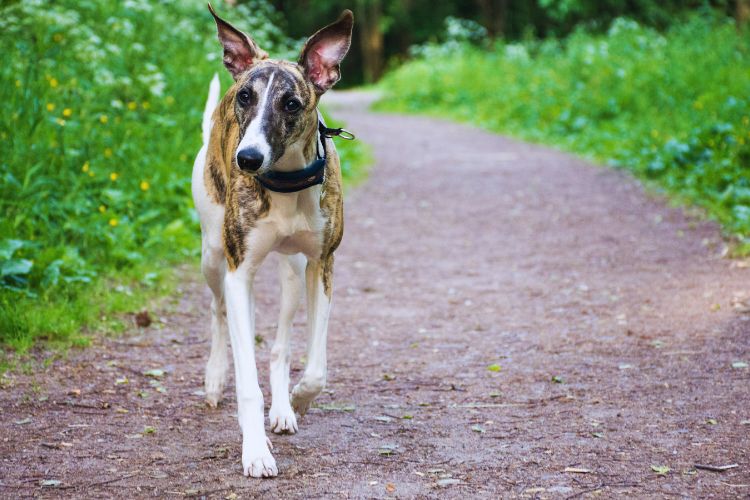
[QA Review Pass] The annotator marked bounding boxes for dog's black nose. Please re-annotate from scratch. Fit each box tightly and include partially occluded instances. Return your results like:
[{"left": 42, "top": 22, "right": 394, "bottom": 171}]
[{"left": 236, "top": 148, "right": 264, "bottom": 172}]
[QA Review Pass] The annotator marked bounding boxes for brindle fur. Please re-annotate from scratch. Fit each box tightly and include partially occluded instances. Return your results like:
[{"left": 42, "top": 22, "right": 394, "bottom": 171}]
[{"left": 203, "top": 61, "right": 343, "bottom": 290}]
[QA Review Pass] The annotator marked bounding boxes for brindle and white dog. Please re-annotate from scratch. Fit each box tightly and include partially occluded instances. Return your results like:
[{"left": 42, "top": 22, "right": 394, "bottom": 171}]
[{"left": 191, "top": 5, "right": 353, "bottom": 477}]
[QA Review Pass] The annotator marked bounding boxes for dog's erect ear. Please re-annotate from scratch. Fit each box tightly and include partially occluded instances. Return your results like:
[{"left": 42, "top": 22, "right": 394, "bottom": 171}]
[
  {"left": 298, "top": 10, "right": 353, "bottom": 94},
  {"left": 208, "top": 3, "right": 268, "bottom": 80}
]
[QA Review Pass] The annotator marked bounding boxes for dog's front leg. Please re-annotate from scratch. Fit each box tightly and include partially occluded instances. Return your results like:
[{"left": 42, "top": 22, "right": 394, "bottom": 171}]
[
  {"left": 224, "top": 267, "right": 277, "bottom": 478},
  {"left": 291, "top": 257, "right": 333, "bottom": 416}
]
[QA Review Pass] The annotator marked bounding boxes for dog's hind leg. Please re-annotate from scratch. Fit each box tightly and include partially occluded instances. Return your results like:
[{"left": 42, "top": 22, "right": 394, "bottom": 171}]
[
  {"left": 202, "top": 241, "right": 229, "bottom": 408},
  {"left": 291, "top": 256, "right": 333, "bottom": 416},
  {"left": 268, "top": 254, "right": 305, "bottom": 434}
]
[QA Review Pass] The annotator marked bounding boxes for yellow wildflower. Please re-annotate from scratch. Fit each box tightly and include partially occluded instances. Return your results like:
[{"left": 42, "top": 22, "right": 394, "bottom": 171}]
[
  {"left": 110, "top": 172, "right": 118, "bottom": 181},
  {"left": 99, "top": 205, "right": 106, "bottom": 213},
  {"left": 99, "top": 114, "right": 108, "bottom": 124},
  {"left": 109, "top": 218, "right": 118, "bottom": 227},
  {"left": 127, "top": 101, "right": 137, "bottom": 111},
  {"left": 142, "top": 102, "right": 150, "bottom": 110},
  {"left": 140, "top": 180, "right": 150, "bottom": 191},
  {"left": 88, "top": 170, "right": 94, "bottom": 177},
  {"left": 82, "top": 161, "right": 90, "bottom": 173},
  {"left": 49, "top": 78, "right": 58, "bottom": 88},
  {"left": 63, "top": 108, "right": 72, "bottom": 118},
  {"left": 46, "top": 103, "right": 55, "bottom": 112},
  {"left": 104, "top": 148, "right": 113, "bottom": 158}
]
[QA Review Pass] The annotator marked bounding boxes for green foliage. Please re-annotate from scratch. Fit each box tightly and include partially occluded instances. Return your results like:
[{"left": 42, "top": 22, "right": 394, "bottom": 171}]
[
  {"left": 0, "top": 0, "right": 368, "bottom": 355},
  {"left": 378, "top": 15, "right": 750, "bottom": 245}
]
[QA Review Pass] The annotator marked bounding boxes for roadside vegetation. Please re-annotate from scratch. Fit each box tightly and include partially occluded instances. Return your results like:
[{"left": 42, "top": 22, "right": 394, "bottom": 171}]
[
  {"left": 378, "top": 14, "right": 750, "bottom": 250},
  {"left": 0, "top": 0, "right": 368, "bottom": 359}
]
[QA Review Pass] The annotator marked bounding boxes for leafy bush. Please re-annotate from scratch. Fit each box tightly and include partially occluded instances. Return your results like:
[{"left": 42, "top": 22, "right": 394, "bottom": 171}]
[
  {"left": 0, "top": 0, "right": 367, "bottom": 354},
  {"left": 379, "top": 15, "right": 750, "bottom": 247}
]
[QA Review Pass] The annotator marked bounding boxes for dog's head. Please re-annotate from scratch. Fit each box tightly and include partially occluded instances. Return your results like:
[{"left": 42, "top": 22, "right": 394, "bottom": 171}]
[{"left": 209, "top": 4, "right": 353, "bottom": 174}]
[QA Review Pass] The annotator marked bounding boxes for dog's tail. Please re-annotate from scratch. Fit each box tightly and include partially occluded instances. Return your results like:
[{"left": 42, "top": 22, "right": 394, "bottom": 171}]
[{"left": 202, "top": 73, "right": 221, "bottom": 145}]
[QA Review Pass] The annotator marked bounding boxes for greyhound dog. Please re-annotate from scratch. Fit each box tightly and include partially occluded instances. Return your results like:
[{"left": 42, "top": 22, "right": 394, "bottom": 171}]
[{"left": 191, "top": 5, "right": 353, "bottom": 477}]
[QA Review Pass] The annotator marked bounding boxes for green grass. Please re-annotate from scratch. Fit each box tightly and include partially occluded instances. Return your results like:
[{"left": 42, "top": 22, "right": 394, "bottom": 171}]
[
  {"left": 377, "top": 15, "right": 750, "bottom": 249},
  {"left": 0, "top": 0, "right": 369, "bottom": 363}
]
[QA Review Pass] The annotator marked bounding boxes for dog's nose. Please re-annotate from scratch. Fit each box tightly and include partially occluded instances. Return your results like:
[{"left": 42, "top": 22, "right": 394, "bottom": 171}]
[{"left": 236, "top": 148, "right": 264, "bottom": 172}]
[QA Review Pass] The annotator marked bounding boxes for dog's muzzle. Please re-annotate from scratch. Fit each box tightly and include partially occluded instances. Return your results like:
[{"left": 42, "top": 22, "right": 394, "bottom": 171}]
[{"left": 237, "top": 147, "right": 264, "bottom": 172}]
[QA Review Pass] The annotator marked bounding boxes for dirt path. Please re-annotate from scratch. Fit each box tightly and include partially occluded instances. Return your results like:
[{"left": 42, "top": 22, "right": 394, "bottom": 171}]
[{"left": 2, "top": 92, "right": 749, "bottom": 499}]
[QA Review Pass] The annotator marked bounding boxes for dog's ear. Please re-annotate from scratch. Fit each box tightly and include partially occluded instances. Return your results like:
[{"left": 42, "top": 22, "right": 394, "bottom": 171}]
[
  {"left": 298, "top": 10, "right": 353, "bottom": 94},
  {"left": 208, "top": 3, "right": 268, "bottom": 80}
]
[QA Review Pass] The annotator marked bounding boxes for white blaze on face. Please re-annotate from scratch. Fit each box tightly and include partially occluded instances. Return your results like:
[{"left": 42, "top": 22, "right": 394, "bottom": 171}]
[{"left": 236, "top": 73, "right": 276, "bottom": 169}]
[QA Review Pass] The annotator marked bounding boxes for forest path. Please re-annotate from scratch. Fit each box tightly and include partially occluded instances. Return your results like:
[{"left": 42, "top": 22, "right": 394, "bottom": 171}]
[{"left": 1, "top": 91, "right": 749, "bottom": 498}]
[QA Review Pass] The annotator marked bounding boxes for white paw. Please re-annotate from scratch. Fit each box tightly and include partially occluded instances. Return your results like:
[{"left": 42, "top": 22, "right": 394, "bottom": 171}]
[
  {"left": 269, "top": 403, "right": 298, "bottom": 434},
  {"left": 205, "top": 365, "right": 227, "bottom": 408},
  {"left": 290, "top": 383, "right": 320, "bottom": 417},
  {"left": 204, "top": 377, "right": 225, "bottom": 408},
  {"left": 242, "top": 438, "right": 278, "bottom": 478}
]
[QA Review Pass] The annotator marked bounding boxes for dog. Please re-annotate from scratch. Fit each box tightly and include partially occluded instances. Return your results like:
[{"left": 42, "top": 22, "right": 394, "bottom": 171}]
[{"left": 191, "top": 4, "right": 353, "bottom": 477}]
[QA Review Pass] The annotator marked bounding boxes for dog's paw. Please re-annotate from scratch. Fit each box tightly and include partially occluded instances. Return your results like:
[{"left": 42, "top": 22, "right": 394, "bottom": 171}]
[
  {"left": 204, "top": 380, "right": 224, "bottom": 408},
  {"left": 242, "top": 438, "right": 278, "bottom": 478},
  {"left": 290, "top": 384, "right": 318, "bottom": 417},
  {"left": 269, "top": 403, "right": 298, "bottom": 434},
  {"left": 204, "top": 367, "right": 227, "bottom": 408}
]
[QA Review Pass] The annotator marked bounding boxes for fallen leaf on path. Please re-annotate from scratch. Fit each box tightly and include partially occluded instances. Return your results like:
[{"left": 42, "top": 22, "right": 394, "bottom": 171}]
[
  {"left": 732, "top": 361, "right": 748, "bottom": 369},
  {"left": 487, "top": 364, "right": 501, "bottom": 372},
  {"left": 225, "top": 493, "right": 238, "bottom": 500},
  {"left": 143, "top": 369, "right": 165, "bottom": 378},
  {"left": 14, "top": 417, "right": 31, "bottom": 425},
  {"left": 471, "top": 424, "right": 486, "bottom": 434},
  {"left": 551, "top": 375, "right": 564, "bottom": 384},
  {"left": 135, "top": 310, "right": 152, "bottom": 327},
  {"left": 314, "top": 402, "right": 355, "bottom": 412},
  {"left": 40, "top": 479, "right": 61, "bottom": 487},
  {"left": 437, "top": 478, "right": 461, "bottom": 487},
  {"left": 651, "top": 465, "right": 670, "bottom": 475},
  {"left": 115, "top": 377, "right": 128, "bottom": 385},
  {"left": 378, "top": 444, "right": 398, "bottom": 456},
  {"left": 489, "top": 391, "right": 501, "bottom": 398},
  {"left": 383, "top": 373, "right": 396, "bottom": 381},
  {"left": 385, "top": 483, "right": 396, "bottom": 493},
  {"left": 618, "top": 363, "right": 633, "bottom": 370},
  {"left": 706, "top": 418, "right": 718, "bottom": 425},
  {"left": 143, "top": 425, "right": 156, "bottom": 435},
  {"left": 591, "top": 432, "right": 604, "bottom": 438},
  {"left": 564, "top": 467, "right": 591, "bottom": 474},
  {"left": 374, "top": 416, "right": 393, "bottom": 423},
  {"left": 695, "top": 463, "right": 739, "bottom": 472},
  {"left": 68, "top": 388, "right": 81, "bottom": 397},
  {"left": 402, "top": 414, "right": 413, "bottom": 420}
]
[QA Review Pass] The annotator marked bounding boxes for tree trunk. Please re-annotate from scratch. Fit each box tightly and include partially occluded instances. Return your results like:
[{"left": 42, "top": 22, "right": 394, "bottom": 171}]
[
  {"left": 356, "top": 0, "right": 384, "bottom": 83},
  {"left": 476, "top": 0, "right": 508, "bottom": 37},
  {"left": 738, "top": 0, "right": 750, "bottom": 30}
]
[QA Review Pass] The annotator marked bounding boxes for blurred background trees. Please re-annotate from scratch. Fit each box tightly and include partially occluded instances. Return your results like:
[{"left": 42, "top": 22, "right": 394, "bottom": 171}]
[{"left": 261, "top": 0, "right": 748, "bottom": 85}]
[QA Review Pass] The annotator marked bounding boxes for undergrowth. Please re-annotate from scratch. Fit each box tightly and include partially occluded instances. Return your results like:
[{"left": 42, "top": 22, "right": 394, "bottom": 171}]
[
  {"left": 378, "top": 15, "right": 750, "bottom": 250},
  {"left": 0, "top": 0, "right": 368, "bottom": 362}
]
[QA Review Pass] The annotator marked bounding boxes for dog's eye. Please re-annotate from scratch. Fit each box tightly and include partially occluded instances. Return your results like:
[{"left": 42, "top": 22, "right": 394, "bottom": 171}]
[
  {"left": 284, "top": 99, "right": 302, "bottom": 113},
  {"left": 238, "top": 90, "right": 251, "bottom": 106}
]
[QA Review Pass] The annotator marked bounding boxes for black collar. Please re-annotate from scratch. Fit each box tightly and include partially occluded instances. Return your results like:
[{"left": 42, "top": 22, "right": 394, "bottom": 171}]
[{"left": 256, "top": 120, "right": 355, "bottom": 194}]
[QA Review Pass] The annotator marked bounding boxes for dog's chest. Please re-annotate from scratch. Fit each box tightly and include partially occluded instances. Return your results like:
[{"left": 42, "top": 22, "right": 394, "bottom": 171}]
[{"left": 258, "top": 188, "right": 325, "bottom": 257}]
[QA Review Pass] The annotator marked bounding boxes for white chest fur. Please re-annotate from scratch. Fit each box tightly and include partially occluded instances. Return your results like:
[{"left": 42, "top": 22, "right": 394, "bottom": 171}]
[{"left": 252, "top": 187, "right": 325, "bottom": 260}]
